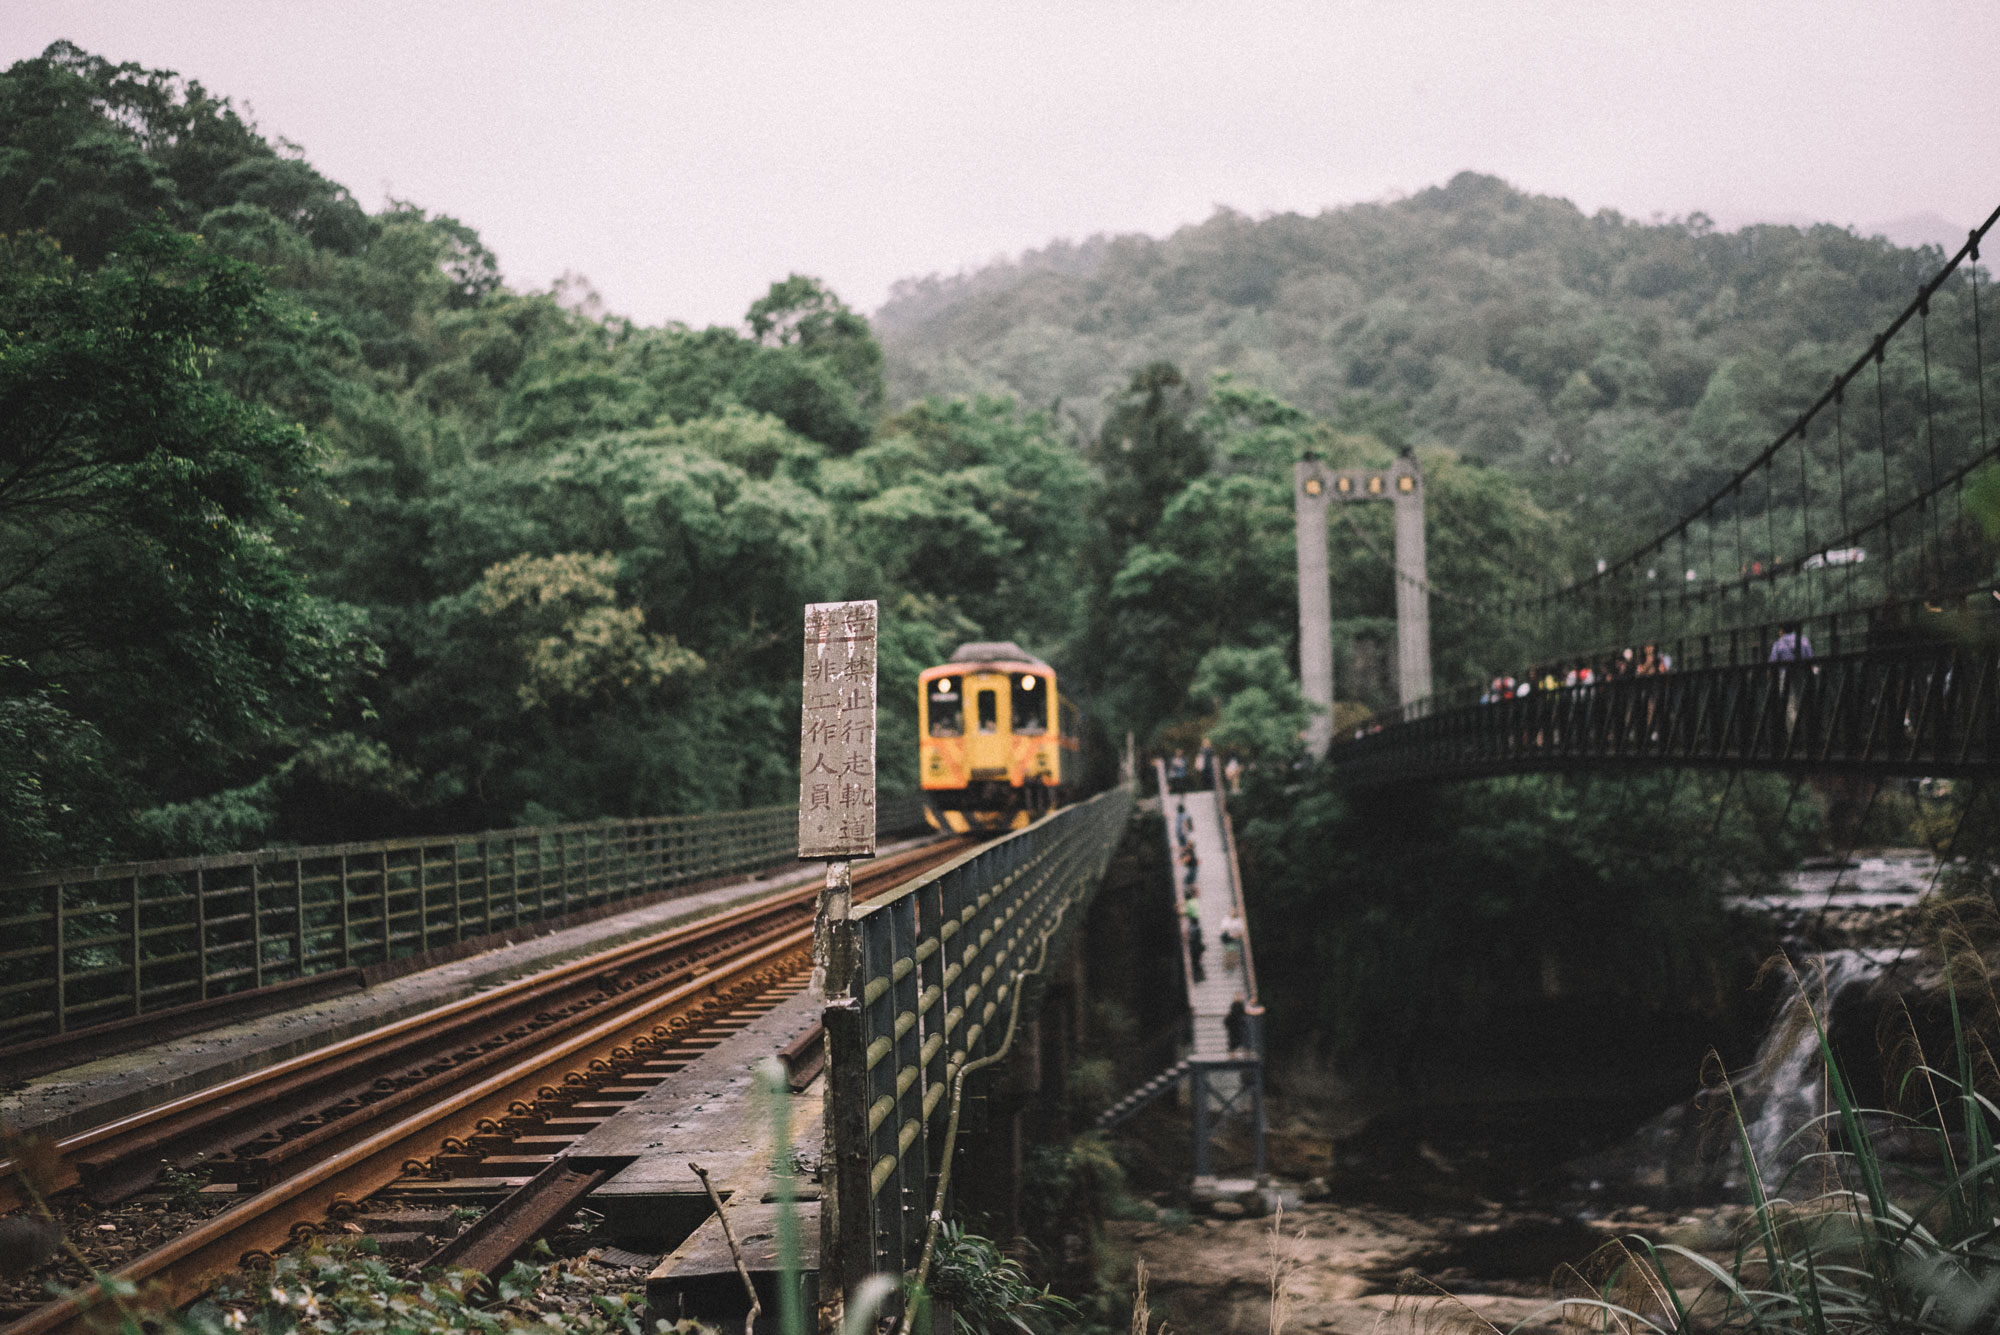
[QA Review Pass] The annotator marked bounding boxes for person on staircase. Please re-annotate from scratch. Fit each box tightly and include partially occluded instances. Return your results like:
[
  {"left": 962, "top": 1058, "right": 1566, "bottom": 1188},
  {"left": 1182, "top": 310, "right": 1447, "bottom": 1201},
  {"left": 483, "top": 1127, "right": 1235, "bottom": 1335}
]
[
  {"left": 1225, "top": 996, "right": 1250, "bottom": 1055},
  {"left": 1219, "top": 910, "right": 1244, "bottom": 973}
]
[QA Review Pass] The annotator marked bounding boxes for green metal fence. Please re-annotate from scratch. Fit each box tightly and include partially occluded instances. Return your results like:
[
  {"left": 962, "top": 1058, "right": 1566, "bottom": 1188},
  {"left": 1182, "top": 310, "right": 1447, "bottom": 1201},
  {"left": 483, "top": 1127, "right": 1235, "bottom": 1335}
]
[
  {"left": 824, "top": 787, "right": 1131, "bottom": 1289},
  {"left": 0, "top": 794, "right": 928, "bottom": 1045}
]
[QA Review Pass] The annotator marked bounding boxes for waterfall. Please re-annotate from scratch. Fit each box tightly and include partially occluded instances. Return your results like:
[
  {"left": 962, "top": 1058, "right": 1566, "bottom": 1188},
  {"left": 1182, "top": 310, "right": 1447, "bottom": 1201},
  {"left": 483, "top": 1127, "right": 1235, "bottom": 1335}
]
[
  {"left": 1730, "top": 947, "right": 1907, "bottom": 1188},
  {"left": 1568, "top": 853, "right": 1933, "bottom": 1205}
]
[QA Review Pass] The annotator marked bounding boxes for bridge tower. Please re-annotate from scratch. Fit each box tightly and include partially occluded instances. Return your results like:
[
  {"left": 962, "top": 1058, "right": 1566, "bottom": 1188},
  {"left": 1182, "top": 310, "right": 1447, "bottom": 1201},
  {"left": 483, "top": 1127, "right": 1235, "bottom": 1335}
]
[{"left": 1293, "top": 454, "right": 1431, "bottom": 756}]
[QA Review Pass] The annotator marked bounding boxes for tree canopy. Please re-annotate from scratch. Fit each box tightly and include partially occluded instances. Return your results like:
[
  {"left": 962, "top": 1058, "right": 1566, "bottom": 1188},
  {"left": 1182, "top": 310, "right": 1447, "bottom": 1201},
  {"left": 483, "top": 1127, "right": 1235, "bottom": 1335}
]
[{"left": 2, "top": 41, "right": 1972, "bottom": 876}]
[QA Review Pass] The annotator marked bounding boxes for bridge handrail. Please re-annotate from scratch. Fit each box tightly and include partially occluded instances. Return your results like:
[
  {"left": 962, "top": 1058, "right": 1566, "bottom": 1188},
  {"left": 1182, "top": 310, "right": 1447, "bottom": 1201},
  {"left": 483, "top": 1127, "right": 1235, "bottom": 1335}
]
[
  {"left": 823, "top": 786, "right": 1131, "bottom": 1287},
  {"left": 0, "top": 794, "right": 929, "bottom": 1044},
  {"left": 1152, "top": 759, "right": 1201, "bottom": 1001},
  {"left": 1329, "top": 643, "right": 1996, "bottom": 785},
  {"left": 1378, "top": 586, "right": 2000, "bottom": 730},
  {"left": 1211, "top": 765, "right": 1260, "bottom": 1009}
]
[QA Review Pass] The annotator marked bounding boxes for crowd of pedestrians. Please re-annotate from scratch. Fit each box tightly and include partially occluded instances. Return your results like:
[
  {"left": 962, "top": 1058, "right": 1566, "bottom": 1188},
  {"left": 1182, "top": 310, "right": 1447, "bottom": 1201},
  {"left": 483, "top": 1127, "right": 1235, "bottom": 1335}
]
[
  {"left": 1165, "top": 739, "right": 1245, "bottom": 795},
  {"left": 1479, "top": 626, "right": 1814, "bottom": 706},
  {"left": 1480, "top": 642, "right": 1677, "bottom": 704}
]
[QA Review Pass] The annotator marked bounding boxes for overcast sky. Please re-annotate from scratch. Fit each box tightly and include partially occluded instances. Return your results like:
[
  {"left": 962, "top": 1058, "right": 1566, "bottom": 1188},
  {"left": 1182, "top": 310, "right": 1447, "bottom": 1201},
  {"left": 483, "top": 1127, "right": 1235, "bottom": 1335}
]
[{"left": 11, "top": 1, "right": 1999, "bottom": 329}]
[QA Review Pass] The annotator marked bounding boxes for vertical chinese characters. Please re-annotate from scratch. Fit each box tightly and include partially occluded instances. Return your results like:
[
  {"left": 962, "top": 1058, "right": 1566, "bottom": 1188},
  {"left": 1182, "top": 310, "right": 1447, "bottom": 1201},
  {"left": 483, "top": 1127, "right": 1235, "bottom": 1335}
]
[{"left": 798, "top": 601, "right": 877, "bottom": 858}]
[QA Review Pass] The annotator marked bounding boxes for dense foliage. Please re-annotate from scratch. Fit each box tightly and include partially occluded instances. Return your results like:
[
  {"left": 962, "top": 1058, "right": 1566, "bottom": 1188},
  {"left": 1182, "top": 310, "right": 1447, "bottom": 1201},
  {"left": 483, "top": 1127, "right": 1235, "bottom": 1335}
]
[
  {"left": 0, "top": 42, "right": 1578, "bottom": 867},
  {"left": 8, "top": 39, "right": 1953, "bottom": 907},
  {"left": 0, "top": 44, "right": 1111, "bottom": 863},
  {"left": 1236, "top": 765, "right": 1809, "bottom": 1093},
  {"left": 878, "top": 174, "right": 1980, "bottom": 551}
]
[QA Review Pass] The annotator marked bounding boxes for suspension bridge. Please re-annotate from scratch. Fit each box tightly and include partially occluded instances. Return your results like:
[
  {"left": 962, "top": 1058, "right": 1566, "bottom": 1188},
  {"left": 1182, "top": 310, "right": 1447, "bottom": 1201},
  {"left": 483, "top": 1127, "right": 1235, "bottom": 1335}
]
[{"left": 1326, "top": 204, "right": 2000, "bottom": 790}]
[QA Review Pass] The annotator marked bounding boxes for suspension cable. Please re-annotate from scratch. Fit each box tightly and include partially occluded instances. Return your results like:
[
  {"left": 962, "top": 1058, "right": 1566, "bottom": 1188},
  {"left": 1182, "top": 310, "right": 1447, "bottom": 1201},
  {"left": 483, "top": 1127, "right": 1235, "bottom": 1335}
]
[{"left": 1522, "top": 202, "right": 2000, "bottom": 607}]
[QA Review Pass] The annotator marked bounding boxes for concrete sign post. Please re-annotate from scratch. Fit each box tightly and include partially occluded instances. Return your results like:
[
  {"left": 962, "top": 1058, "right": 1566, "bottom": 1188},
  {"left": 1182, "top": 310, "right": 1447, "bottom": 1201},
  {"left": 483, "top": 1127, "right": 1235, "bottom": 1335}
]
[
  {"left": 799, "top": 599, "right": 878, "bottom": 861},
  {"left": 800, "top": 599, "right": 877, "bottom": 1001},
  {"left": 1294, "top": 455, "right": 1432, "bottom": 758},
  {"left": 801, "top": 600, "right": 875, "bottom": 1334}
]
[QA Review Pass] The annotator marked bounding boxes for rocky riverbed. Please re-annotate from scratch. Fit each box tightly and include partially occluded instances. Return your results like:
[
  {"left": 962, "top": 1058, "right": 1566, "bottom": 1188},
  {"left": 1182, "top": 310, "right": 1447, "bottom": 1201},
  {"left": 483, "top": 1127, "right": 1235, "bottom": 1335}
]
[{"left": 1111, "top": 851, "right": 1942, "bottom": 1333}]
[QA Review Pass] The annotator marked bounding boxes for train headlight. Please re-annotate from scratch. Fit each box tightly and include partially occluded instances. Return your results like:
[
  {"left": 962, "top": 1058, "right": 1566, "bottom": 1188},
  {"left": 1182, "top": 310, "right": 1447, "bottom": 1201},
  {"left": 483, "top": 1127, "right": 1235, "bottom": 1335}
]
[{"left": 1020, "top": 675, "right": 1036, "bottom": 690}]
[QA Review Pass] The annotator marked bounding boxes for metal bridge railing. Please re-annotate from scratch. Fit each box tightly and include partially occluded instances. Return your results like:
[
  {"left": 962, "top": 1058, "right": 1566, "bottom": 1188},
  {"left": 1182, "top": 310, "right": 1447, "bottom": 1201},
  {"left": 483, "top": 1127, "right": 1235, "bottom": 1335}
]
[
  {"left": 0, "top": 794, "right": 929, "bottom": 1045},
  {"left": 824, "top": 787, "right": 1132, "bottom": 1287},
  {"left": 1331, "top": 644, "right": 1997, "bottom": 786}
]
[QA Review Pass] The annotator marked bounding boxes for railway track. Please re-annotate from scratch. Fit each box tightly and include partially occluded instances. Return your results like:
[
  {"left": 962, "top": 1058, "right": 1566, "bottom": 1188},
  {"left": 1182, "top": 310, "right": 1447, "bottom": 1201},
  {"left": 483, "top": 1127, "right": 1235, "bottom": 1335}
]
[{"left": 0, "top": 837, "right": 976, "bottom": 1335}]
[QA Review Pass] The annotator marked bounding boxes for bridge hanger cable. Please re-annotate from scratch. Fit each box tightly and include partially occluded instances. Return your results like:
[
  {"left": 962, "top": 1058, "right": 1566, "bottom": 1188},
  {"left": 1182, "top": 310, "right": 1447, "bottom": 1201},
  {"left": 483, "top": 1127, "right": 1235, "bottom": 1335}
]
[
  {"left": 1521, "top": 202, "right": 2000, "bottom": 611},
  {"left": 1568, "top": 414, "right": 2000, "bottom": 612},
  {"left": 1331, "top": 507, "right": 1489, "bottom": 609},
  {"left": 1420, "top": 486, "right": 1566, "bottom": 597},
  {"left": 1920, "top": 300, "right": 1941, "bottom": 584}
]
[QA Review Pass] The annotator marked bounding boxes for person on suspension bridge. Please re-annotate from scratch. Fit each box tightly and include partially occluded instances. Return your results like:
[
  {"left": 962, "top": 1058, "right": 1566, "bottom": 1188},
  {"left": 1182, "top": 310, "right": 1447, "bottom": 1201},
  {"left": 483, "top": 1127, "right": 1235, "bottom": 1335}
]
[
  {"left": 1769, "top": 623, "right": 1814, "bottom": 734},
  {"left": 1769, "top": 624, "right": 1814, "bottom": 662}
]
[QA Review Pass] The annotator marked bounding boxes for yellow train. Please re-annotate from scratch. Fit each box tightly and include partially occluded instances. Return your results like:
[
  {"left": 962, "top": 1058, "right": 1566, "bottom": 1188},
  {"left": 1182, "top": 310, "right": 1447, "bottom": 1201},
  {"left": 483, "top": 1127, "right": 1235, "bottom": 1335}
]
[{"left": 919, "top": 642, "right": 1078, "bottom": 832}]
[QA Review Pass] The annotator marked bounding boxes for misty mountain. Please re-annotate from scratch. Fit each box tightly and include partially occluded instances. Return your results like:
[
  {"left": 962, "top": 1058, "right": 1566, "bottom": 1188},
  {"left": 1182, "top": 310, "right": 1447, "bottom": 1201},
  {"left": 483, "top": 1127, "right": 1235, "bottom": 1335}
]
[{"left": 874, "top": 172, "right": 1943, "bottom": 526}]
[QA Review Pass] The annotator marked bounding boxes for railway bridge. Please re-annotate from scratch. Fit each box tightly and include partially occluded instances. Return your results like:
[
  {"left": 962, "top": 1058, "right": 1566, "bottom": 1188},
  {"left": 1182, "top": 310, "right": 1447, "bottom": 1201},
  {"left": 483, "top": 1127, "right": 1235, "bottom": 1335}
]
[{"left": 0, "top": 775, "right": 1185, "bottom": 1334}]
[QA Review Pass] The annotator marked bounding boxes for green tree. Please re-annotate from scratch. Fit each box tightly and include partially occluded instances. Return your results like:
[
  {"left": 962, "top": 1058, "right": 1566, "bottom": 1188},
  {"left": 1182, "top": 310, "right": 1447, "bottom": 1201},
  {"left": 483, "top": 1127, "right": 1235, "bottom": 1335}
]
[
  {"left": 746, "top": 273, "right": 886, "bottom": 410},
  {"left": 1186, "top": 644, "right": 1313, "bottom": 762},
  {"left": 0, "top": 228, "right": 369, "bottom": 864},
  {"left": 1089, "top": 362, "right": 1210, "bottom": 545}
]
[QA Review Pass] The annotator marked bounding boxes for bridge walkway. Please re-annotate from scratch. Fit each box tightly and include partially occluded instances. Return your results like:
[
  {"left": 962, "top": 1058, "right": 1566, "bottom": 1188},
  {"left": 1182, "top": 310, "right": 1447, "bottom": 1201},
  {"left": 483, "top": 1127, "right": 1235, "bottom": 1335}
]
[
  {"left": 1151, "top": 762, "right": 1266, "bottom": 1183},
  {"left": 1159, "top": 778, "right": 1255, "bottom": 1058}
]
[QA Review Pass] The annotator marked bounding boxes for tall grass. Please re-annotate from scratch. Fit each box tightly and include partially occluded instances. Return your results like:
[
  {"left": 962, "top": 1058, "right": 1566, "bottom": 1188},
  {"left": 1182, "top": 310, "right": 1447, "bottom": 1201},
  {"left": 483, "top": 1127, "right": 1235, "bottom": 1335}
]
[{"left": 1534, "top": 917, "right": 2000, "bottom": 1335}]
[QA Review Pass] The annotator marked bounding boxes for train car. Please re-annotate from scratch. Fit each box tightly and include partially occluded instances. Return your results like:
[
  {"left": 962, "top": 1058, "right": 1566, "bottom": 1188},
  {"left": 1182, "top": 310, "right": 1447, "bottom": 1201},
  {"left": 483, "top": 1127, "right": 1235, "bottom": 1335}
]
[{"left": 919, "top": 641, "right": 1078, "bottom": 832}]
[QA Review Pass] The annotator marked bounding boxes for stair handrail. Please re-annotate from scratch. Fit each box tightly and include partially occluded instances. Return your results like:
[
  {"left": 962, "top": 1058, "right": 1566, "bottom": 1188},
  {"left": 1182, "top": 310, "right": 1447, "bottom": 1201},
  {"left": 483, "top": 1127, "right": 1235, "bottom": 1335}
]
[
  {"left": 1211, "top": 761, "right": 1260, "bottom": 1009},
  {"left": 1154, "top": 757, "right": 1199, "bottom": 1006}
]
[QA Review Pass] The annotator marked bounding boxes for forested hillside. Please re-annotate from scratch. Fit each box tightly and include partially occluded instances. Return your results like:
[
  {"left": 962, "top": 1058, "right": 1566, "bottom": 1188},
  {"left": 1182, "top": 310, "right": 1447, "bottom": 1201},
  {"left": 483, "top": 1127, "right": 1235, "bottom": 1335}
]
[
  {"left": 4, "top": 42, "right": 1543, "bottom": 869},
  {"left": 0, "top": 43, "right": 1110, "bottom": 865},
  {"left": 876, "top": 176, "right": 1949, "bottom": 536},
  {"left": 5, "top": 42, "right": 1978, "bottom": 875}
]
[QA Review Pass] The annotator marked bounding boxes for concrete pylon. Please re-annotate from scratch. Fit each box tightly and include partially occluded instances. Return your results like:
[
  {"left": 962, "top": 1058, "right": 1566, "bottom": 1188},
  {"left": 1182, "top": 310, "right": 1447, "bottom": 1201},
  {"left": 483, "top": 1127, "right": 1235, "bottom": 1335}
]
[
  {"left": 1390, "top": 458, "right": 1432, "bottom": 711},
  {"left": 1293, "top": 455, "right": 1433, "bottom": 753},
  {"left": 1294, "top": 460, "right": 1335, "bottom": 758}
]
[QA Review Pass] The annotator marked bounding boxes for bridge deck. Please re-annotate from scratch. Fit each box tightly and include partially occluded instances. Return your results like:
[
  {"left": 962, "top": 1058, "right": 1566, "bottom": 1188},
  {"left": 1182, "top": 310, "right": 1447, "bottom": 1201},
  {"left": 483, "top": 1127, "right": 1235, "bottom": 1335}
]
[
  {"left": 1155, "top": 765, "right": 1259, "bottom": 1061},
  {"left": 0, "top": 843, "right": 924, "bottom": 1140},
  {"left": 1166, "top": 787, "right": 1254, "bottom": 1056}
]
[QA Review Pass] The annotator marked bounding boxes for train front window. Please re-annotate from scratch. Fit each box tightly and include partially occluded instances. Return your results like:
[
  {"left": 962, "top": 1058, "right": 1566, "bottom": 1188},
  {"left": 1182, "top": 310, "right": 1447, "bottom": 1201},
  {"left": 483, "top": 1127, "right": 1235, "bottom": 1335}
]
[
  {"left": 1011, "top": 674, "right": 1048, "bottom": 734},
  {"left": 927, "top": 679, "right": 962, "bottom": 737},
  {"left": 976, "top": 689, "right": 999, "bottom": 734}
]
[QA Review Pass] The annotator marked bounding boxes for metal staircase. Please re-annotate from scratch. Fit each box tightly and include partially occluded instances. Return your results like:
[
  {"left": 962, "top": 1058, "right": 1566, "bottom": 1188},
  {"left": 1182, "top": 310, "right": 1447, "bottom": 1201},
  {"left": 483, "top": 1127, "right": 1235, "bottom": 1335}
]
[{"left": 1095, "top": 1057, "right": 1192, "bottom": 1129}]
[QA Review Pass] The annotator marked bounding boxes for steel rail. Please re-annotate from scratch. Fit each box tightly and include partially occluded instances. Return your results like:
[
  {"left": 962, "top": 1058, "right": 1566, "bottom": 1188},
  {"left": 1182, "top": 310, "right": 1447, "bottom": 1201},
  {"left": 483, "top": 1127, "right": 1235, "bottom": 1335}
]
[
  {"left": 3, "top": 928, "right": 815, "bottom": 1335},
  {"left": 0, "top": 839, "right": 953, "bottom": 1212}
]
